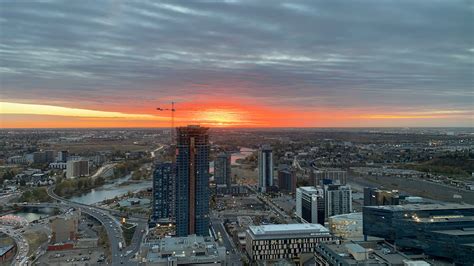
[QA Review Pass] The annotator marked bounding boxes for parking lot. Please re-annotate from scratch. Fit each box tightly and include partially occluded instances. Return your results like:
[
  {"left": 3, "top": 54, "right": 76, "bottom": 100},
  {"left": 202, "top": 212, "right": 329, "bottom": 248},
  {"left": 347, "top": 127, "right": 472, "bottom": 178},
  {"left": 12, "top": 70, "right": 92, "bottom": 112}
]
[{"left": 36, "top": 248, "right": 106, "bottom": 266}]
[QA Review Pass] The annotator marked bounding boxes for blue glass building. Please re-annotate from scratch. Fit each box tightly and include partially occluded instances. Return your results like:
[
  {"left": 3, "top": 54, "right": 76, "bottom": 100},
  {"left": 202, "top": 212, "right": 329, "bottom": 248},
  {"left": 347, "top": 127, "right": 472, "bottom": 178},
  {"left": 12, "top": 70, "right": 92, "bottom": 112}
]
[
  {"left": 175, "top": 125, "right": 210, "bottom": 236},
  {"left": 363, "top": 203, "right": 474, "bottom": 264},
  {"left": 151, "top": 162, "right": 174, "bottom": 226}
]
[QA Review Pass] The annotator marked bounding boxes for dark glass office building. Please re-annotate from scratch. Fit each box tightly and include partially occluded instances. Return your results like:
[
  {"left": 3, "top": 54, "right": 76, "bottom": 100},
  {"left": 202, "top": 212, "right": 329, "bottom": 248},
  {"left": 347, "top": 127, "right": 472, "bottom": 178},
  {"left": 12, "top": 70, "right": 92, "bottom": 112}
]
[
  {"left": 175, "top": 125, "right": 210, "bottom": 236},
  {"left": 277, "top": 168, "right": 296, "bottom": 194},
  {"left": 258, "top": 145, "right": 273, "bottom": 193},
  {"left": 151, "top": 162, "right": 174, "bottom": 225},
  {"left": 363, "top": 203, "right": 474, "bottom": 264},
  {"left": 214, "top": 152, "right": 231, "bottom": 187}
]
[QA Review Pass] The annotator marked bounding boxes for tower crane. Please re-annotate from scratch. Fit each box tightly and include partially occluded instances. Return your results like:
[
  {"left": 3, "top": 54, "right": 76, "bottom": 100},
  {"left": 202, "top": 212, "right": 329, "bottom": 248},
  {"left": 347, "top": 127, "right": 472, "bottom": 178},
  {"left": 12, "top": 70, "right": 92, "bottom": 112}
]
[{"left": 156, "top": 101, "right": 176, "bottom": 146}]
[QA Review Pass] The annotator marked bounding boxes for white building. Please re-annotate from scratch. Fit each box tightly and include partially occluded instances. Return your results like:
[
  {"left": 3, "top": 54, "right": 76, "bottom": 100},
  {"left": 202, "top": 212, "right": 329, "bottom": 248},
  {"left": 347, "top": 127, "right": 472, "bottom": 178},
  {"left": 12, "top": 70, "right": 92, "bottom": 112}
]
[
  {"left": 49, "top": 162, "right": 67, "bottom": 170},
  {"left": 296, "top": 186, "right": 325, "bottom": 225},
  {"left": 245, "top": 223, "right": 333, "bottom": 262}
]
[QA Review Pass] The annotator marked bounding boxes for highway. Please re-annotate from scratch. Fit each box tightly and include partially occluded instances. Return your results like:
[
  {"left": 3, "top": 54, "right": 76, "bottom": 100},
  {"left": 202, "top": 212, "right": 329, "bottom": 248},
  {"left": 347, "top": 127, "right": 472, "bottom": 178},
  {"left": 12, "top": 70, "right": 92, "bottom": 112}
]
[
  {"left": 90, "top": 163, "right": 116, "bottom": 179},
  {"left": 0, "top": 226, "right": 29, "bottom": 266},
  {"left": 47, "top": 186, "right": 131, "bottom": 265}
]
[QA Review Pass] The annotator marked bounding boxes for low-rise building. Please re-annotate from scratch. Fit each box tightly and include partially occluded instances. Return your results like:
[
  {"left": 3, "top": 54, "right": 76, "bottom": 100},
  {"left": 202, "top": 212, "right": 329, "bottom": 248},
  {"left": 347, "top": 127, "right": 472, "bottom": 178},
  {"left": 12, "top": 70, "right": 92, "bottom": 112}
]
[
  {"left": 51, "top": 209, "right": 80, "bottom": 243},
  {"left": 245, "top": 223, "right": 333, "bottom": 263},
  {"left": 328, "top": 212, "right": 363, "bottom": 240},
  {"left": 314, "top": 240, "right": 428, "bottom": 265},
  {"left": 141, "top": 234, "right": 226, "bottom": 265},
  {"left": 0, "top": 245, "right": 15, "bottom": 262}
]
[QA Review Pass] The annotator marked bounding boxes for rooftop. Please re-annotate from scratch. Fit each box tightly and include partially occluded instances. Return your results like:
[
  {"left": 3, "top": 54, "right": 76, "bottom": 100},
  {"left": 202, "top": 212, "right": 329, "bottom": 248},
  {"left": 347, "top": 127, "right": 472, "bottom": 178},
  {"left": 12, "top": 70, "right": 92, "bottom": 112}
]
[
  {"left": 329, "top": 212, "right": 362, "bottom": 221},
  {"left": 431, "top": 228, "right": 474, "bottom": 236},
  {"left": 297, "top": 186, "right": 322, "bottom": 193},
  {"left": 0, "top": 245, "right": 14, "bottom": 256},
  {"left": 249, "top": 223, "right": 329, "bottom": 237},
  {"left": 364, "top": 203, "right": 474, "bottom": 212},
  {"left": 145, "top": 235, "right": 224, "bottom": 264}
]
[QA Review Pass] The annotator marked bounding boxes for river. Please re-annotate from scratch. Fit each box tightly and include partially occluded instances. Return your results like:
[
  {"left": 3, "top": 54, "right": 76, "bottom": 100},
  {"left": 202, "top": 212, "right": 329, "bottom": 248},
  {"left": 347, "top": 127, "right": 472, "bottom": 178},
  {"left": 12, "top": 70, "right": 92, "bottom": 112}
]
[
  {"left": 231, "top": 147, "right": 255, "bottom": 165},
  {"left": 68, "top": 174, "right": 151, "bottom": 205},
  {"left": 63, "top": 148, "right": 255, "bottom": 205}
]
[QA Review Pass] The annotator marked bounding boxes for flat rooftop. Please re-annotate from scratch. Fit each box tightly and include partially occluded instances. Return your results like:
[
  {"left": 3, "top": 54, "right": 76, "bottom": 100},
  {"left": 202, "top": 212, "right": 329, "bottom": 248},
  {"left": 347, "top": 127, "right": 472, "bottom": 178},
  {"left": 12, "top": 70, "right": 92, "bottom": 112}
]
[
  {"left": 364, "top": 203, "right": 474, "bottom": 212},
  {"left": 249, "top": 223, "right": 329, "bottom": 237},
  {"left": 298, "top": 186, "right": 322, "bottom": 193},
  {"left": 431, "top": 228, "right": 474, "bottom": 236},
  {"left": 317, "top": 241, "right": 413, "bottom": 265}
]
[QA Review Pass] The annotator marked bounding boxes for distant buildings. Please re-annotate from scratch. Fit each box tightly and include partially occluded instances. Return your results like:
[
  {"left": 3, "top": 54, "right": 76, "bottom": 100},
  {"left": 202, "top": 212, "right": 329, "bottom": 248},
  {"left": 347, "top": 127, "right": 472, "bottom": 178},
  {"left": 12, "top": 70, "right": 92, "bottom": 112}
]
[
  {"left": 151, "top": 162, "right": 175, "bottom": 226},
  {"left": 44, "top": 150, "right": 55, "bottom": 163},
  {"left": 32, "top": 150, "right": 55, "bottom": 164},
  {"left": 175, "top": 125, "right": 210, "bottom": 237},
  {"left": 325, "top": 184, "right": 352, "bottom": 218},
  {"left": 214, "top": 152, "right": 231, "bottom": 187},
  {"left": 142, "top": 234, "right": 225, "bottom": 265},
  {"left": 363, "top": 203, "right": 474, "bottom": 265},
  {"left": 214, "top": 184, "right": 248, "bottom": 196},
  {"left": 296, "top": 186, "right": 325, "bottom": 225},
  {"left": 277, "top": 165, "right": 296, "bottom": 194},
  {"left": 311, "top": 169, "right": 347, "bottom": 186},
  {"left": 258, "top": 144, "right": 273, "bottom": 193},
  {"left": 66, "top": 160, "right": 89, "bottom": 178},
  {"left": 363, "top": 187, "right": 400, "bottom": 206},
  {"left": 245, "top": 223, "right": 332, "bottom": 262},
  {"left": 57, "top": 150, "right": 68, "bottom": 162},
  {"left": 51, "top": 209, "right": 80, "bottom": 243},
  {"left": 7, "top": 155, "right": 27, "bottom": 164},
  {"left": 33, "top": 151, "right": 46, "bottom": 164}
]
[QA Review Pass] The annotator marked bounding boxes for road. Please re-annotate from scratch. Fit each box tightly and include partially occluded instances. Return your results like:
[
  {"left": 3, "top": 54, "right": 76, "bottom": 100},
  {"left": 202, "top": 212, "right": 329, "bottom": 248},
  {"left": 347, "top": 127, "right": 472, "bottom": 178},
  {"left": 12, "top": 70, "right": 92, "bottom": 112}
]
[
  {"left": 150, "top": 145, "right": 164, "bottom": 158},
  {"left": 246, "top": 185, "right": 297, "bottom": 223},
  {"left": 210, "top": 214, "right": 242, "bottom": 266},
  {"left": 90, "top": 163, "right": 116, "bottom": 179},
  {"left": 47, "top": 186, "right": 132, "bottom": 265},
  {"left": 0, "top": 226, "right": 29, "bottom": 266}
]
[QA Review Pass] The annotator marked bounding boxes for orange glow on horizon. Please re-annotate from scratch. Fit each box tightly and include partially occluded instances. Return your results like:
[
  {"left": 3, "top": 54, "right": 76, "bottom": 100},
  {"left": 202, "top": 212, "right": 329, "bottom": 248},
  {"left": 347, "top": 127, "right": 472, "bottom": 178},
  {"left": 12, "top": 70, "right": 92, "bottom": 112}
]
[{"left": 1, "top": 100, "right": 472, "bottom": 128}]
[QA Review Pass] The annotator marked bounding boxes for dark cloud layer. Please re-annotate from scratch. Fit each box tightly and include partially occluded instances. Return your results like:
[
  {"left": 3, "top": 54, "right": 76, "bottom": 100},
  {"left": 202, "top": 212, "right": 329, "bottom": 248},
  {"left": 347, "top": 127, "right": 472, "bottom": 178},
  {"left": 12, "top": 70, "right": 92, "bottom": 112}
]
[{"left": 0, "top": 0, "right": 473, "bottom": 113}]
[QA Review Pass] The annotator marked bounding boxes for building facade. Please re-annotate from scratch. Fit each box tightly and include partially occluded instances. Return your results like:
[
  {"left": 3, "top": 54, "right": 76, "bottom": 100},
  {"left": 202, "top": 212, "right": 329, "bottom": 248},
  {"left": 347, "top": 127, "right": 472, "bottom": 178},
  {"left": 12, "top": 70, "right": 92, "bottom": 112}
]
[
  {"left": 51, "top": 209, "right": 80, "bottom": 243},
  {"left": 296, "top": 186, "right": 325, "bottom": 225},
  {"left": 175, "top": 125, "right": 210, "bottom": 236},
  {"left": 258, "top": 145, "right": 273, "bottom": 193},
  {"left": 214, "top": 152, "right": 231, "bottom": 187},
  {"left": 151, "top": 162, "right": 175, "bottom": 225},
  {"left": 363, "top": 187, "right": 400, "bottom": 206},
  {"left": 278, "top": 167, "right": 297, "bottom": 194},
  {"left": 58, "top": 150, "right": 68, "bottom": 162},
  {"left": 66, "top": 160, "right": 89, "bottom": 178},
  {"left": 245, "top": 223, "right": 332, "bottom": 262},
  {"left": 363, "top": 204, "right": 474, "bottom": 265},
  {"left": 311, "top": 169, "right": 347, "bottom": 186},
  {"left": 325, "top": 184, "right": 353, "bottom": 218}
]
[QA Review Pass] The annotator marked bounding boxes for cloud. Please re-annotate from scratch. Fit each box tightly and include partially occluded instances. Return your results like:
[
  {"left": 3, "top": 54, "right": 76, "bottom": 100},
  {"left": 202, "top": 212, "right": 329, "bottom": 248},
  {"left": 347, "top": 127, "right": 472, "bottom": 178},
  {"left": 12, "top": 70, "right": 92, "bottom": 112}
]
[{"left": 0, "top": 0, "right": 472, "bottom": 126}]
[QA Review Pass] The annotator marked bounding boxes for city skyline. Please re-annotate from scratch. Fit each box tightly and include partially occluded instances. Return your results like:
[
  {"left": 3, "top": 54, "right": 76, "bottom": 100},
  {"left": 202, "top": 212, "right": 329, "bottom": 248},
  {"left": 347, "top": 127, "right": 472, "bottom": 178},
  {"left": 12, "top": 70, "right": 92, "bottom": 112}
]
[{"left": 1, "top": 1, "right": 473, "bottom": 128}]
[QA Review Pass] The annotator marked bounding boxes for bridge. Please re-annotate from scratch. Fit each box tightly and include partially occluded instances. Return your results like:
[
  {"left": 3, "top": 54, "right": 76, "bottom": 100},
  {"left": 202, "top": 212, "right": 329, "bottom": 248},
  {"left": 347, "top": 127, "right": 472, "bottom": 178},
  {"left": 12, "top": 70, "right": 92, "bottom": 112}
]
[{"left": 46, "top": 186, "right": 148, "bottom": 265}]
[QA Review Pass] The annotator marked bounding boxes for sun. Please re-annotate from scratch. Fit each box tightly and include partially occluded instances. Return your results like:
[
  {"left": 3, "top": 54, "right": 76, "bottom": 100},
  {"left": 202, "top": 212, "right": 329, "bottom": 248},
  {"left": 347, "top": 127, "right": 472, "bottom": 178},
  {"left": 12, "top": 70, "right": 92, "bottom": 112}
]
[{"left": 194, "top": 109, "right": 244, "bottom": 127}]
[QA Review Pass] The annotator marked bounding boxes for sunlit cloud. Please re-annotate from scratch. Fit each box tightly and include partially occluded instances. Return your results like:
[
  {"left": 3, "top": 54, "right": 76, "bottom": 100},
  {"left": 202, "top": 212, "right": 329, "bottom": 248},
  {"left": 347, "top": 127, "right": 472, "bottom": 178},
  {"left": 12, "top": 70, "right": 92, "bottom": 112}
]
[{"left": 0, "top": 102, "right": 159, "bottom": 120}]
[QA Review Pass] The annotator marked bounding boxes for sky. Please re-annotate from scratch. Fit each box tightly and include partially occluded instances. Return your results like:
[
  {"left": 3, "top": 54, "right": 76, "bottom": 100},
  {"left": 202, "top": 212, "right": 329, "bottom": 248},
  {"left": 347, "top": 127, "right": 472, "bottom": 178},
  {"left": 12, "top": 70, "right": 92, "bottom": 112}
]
[{"left": 0, "top": 0, "right": 473, "bottom": 128}]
